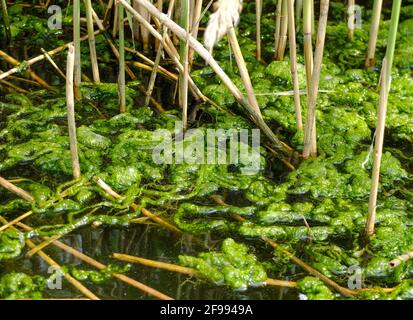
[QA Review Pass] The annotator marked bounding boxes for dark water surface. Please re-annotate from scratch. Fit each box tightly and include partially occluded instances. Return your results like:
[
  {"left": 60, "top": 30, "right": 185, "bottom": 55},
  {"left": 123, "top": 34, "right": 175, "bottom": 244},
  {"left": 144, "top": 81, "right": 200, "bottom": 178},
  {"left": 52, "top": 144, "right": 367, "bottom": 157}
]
[{"left": 2, "top": 224, "right": 297, "bottom": 300}]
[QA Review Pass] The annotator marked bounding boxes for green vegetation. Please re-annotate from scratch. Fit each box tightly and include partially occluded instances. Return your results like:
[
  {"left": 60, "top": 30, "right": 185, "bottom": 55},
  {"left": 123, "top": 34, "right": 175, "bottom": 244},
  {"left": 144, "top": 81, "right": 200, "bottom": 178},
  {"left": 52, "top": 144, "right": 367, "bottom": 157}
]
[{"left": 0, "top": 0, "right": 412, "bottom": 300}]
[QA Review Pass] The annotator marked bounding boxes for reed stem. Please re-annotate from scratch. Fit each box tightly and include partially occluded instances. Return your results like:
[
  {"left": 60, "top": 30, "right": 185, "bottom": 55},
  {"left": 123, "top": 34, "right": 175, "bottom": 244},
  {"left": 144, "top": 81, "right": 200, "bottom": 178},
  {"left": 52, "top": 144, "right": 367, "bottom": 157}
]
[
  {"left": 365, "top": 0, "right": 401, "bottom": 241},
  {"left": 118, "top": 1, "right": 126, "bottom": 113},
  {"left": 287, "top": 0, "right": 303, "bottom": 131},
  {"left": 112, "top": 253, "right": 298, "bottom": 288},
  {"left": 384, "top": 0, "right": 402, "bottom": 91},
  {"left": 103, "top": 0, "right": 115, "bottom": 25},
  {"left": 1, "top": 216, "right": 172, "bottom": 300},
  {"left": 303, "top": 0, "right": 329, "bottom": 159},
  {"left": 136, "top": 1, "right": 151, "bottom": 51},
  {"left": 227, "top": 27, "right": 262, "bottom": 118},
  {"left": 264, "top": 237, "right": 355, "bottom": 297},
  {"left": 179, "top": 0, "right": 190, "bottom": 130},
  {"left": 365, "top": 59, "right": 387, "bottom": 240},
  {"left": 303, "top": 0, "right": 313, "bottom": 87},
  {"left": 124, "top": 0, "right": 292, "bottom": 155},
  {"left": 26, "top": 239, "right": 100, "bottom": 300},
  {"left": 189, "top": 0, "right": 203, "bottom": 64},
  {"left": 0, "top": 211, "right": 33, "bottom": 233},
  {"left": 348, "top": 0, "right": 355, "bottom": 41},
  {"left": 365, "top": 0, "right": 383, "bottom": 68},
  {"left": 84, "top": 0, "right": 101, "bottom": 83},
  {"left": 1, "top": 0, "right": 11, "bottom": 44},
  {"left": 0, "top": 176, "right": 35, "bottom": 202},
  {"left": 295, "top": 0, "right": 303, "bottom": 32},
  {"left": 0, "top": 216, "right": 100, "bottom": 300},
  {"left": 389, "top": 250, "right": 413, "bottom": 268},
  {"left": 0, "top": 31, "right": 100, "bottom": 82},
  {"left": 113, "top": 253, "right": 199, "bottom": 276},
  {"left": 0, "top": 50, "right": 53, "bottom": 90},
  {"left": 73, "top": 0, "right": 82, "bottom": 100},
  {"left": 93, "top": 176, "right": 183, "bottom": 235},
  {"left": 256, "top": 0, "right": 262, "bottom": 61},
  {"left": 40, "top": 48, "right": 66, "bottom": 80},
  {"left": 274, "top": 0, "right": 282, "bottom": 57},
  {"left": 66, "top": 44, "right": 81, "bottom": 179},
  {"left": 276, "top": 0, "right": 288, "bottom": 60},
  {"left": 144, "top": 0, "right": 175, "bottom": 107}
]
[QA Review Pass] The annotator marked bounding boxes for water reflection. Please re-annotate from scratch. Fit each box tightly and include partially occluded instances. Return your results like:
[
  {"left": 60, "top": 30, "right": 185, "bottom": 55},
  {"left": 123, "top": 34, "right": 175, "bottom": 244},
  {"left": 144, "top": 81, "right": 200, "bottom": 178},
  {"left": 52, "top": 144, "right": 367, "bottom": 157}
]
[{"left": 6, "top": 224, "right": 297, "bottom": 300}]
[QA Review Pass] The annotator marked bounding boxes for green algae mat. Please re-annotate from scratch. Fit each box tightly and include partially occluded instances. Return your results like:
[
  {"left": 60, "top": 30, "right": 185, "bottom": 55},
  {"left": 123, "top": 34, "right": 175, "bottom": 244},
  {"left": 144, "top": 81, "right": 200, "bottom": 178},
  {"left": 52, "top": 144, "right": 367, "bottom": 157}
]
[{"left": 0, "top": 0, "right": 412, "bottom": 300}]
